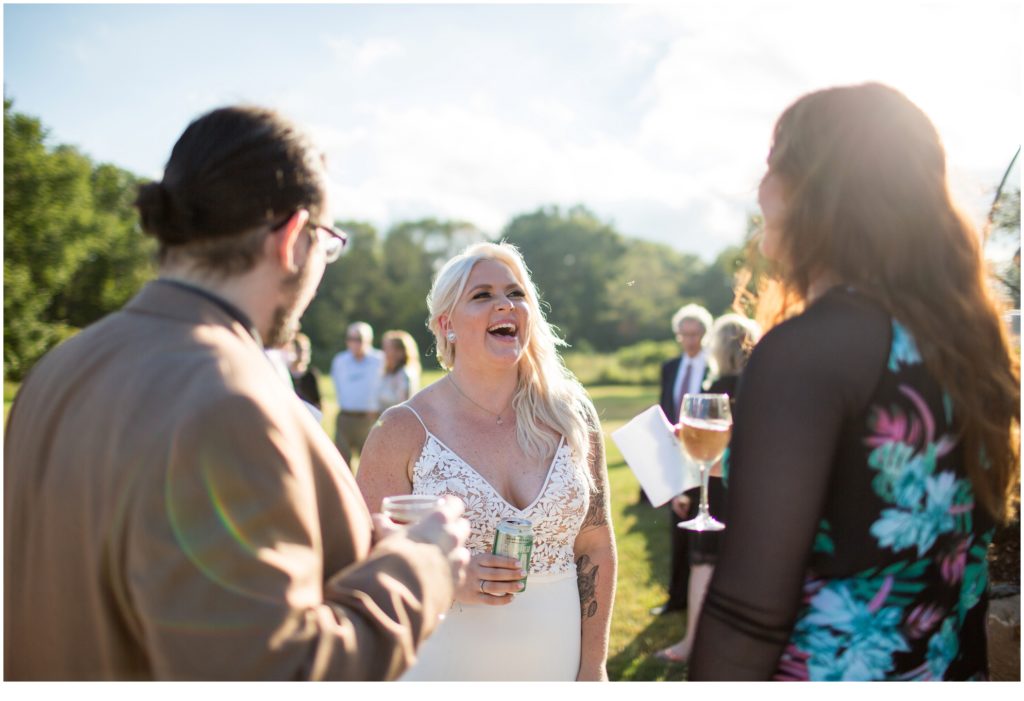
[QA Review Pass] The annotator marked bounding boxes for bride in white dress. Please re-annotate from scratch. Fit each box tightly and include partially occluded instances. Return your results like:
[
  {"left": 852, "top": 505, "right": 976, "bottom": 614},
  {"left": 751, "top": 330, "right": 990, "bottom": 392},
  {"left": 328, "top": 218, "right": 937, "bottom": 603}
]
[{"left": 357, "top": 241, "right": 616, "bottom": 681}]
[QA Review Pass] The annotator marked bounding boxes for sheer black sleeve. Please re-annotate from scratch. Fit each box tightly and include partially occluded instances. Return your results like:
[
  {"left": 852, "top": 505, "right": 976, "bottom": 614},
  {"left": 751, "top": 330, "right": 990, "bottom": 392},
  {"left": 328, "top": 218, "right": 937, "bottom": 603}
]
[{"left": 688, "top": 290, "right": 889, "bottom": 680}]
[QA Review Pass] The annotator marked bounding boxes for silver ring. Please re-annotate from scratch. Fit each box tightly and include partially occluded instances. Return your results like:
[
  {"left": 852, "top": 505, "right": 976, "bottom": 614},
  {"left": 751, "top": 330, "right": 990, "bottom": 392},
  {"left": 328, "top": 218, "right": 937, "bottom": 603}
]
[{"left": 478, "top": 579, "right": 487, "bottom": 594}]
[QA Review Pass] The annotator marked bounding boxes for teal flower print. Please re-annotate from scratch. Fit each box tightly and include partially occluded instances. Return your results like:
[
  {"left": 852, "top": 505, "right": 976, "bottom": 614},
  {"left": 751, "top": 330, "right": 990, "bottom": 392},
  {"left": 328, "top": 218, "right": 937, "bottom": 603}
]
[
  {"left": 813, "top": 519, "right": 835, "bottom": 556},
  {"left": 868, "top": 441, "right": 917, "bottom": 503},
  {"left": 957, "top": 539, "right": 990, "bottom": 622},
  {"left": 926, "top": 616, "right": 959, "bottom": 679},
  {"left": 870, "top": 472, "right": 958, "bottom": 555},
  {"left": 892, "top": 446, "right": 937, "bottom": 505},
  {"left": 888, "top": 321, "right": 922, "bottom": 372},
  {"left": 891, "top": 447, "right": 938, "bottom": 509},
  {"left": 796, "top": 582, "right": 909, "bottom": 681},
  {"left": 949, "top": 479, "right": 975, "bottom": 534},
  {"left": 833, "top": 635, "right": 906, "bottom": 681},
  {"left": 866, "top": 440, "right": 940, "bottom": 509}
]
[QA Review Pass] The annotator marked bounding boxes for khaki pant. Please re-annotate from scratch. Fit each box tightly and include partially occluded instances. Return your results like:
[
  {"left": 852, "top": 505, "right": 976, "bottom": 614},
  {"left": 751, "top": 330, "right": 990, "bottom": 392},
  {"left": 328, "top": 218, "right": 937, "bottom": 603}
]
[{"left": 334, "top": 411, "right": 379, "bottom": 470}]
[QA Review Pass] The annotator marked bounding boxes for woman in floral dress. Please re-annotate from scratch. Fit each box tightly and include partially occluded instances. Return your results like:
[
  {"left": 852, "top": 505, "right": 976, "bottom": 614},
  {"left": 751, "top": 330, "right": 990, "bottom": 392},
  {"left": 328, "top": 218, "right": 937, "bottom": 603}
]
[{"left": 688, "top": 83, "right": 1020, "bottom": 681}]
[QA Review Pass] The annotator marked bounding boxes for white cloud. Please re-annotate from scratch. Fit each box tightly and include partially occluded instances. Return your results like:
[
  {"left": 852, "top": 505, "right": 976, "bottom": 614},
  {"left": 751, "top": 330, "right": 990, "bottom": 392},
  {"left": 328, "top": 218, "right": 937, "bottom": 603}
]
[
  {"left": 325, "top": 36, "right": 404, "bottom": 71},
  {"left": 13, "top": 2, "right": 1015, "bottom": 262},
  {"left": 309, "top": 2, "right": 1019, "bottom": 259}
]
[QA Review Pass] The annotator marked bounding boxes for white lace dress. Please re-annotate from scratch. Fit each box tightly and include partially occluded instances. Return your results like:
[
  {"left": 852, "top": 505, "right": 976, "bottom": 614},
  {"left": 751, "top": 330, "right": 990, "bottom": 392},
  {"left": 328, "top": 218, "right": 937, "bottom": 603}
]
[{"left": 399, "top": 406, "right": 590, "bottom": 681}]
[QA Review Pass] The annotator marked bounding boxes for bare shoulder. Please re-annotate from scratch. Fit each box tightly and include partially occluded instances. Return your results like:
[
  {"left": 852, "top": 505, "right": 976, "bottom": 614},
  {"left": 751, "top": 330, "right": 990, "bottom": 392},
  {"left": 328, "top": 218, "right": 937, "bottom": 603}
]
[
  {"left": 356, "top": 403, "right": 430, "bottom": 505},
  {"left": 364, "top": 404, "right": 428, "bottom": 458}
]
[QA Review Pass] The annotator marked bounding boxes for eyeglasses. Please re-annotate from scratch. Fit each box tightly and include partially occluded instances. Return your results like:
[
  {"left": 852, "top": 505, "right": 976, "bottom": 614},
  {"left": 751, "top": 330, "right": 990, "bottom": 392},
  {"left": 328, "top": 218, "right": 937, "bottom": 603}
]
[
  {"left": 270, "top": 211, "right": 348, "bottom": 264},
  {"left": 312, "top": 223, "right": 348, "bottom": 263}
]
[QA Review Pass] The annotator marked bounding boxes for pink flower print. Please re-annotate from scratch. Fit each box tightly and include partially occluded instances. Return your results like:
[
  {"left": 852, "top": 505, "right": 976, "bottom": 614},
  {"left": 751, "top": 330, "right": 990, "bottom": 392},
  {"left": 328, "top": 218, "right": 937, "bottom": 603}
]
[
  {"left": 898, "top": 385, "right": 935, "bottom": 446},
  {"left": 940, "top": 538, "right": 970, "bottom": 584},
  {"left": 905, "top": 603, "right": 945, "bottom": 640},
  {"left": 865, "top": 405, "right": 922, "bottom": 449},
  {"left": 898, "top": 384, "right": 956, "bottom": 456},
  {"left": 774, "top": 644, "right": 811, "bottom": 681},
  {"left": 867, "top": 575, "right": 894, "bottom": 613}
]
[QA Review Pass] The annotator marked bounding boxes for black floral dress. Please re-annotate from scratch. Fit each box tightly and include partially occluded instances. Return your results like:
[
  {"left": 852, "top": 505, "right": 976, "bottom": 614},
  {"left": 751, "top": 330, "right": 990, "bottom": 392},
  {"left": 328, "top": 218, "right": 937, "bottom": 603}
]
[{"left": 690, "top": 288, "right": 994, "bottom": 681}]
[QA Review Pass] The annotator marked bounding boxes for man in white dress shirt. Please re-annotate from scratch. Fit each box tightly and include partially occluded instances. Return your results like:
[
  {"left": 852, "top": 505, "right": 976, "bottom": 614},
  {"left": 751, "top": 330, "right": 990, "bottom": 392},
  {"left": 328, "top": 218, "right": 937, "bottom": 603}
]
[
  {"left": 650, "top": 303, "right": 713, "bottom": 616},
  {"left": 330, "top": 321, "right": 384, "bottom": 467}
]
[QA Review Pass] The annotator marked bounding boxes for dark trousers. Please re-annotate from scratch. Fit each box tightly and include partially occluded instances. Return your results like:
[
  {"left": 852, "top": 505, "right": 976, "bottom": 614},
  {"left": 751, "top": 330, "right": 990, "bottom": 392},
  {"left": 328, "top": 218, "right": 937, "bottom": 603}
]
[
  {"left": 665, "top": 488, "right": 698, "bottom": 609},
  {"left": 334, "top": 411, "right": 379, "bottom": 469}
]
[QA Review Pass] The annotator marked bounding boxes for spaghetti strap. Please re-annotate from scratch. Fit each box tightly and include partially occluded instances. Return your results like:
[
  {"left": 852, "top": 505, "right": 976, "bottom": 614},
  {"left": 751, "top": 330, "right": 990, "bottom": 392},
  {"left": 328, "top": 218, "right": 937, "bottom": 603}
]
[{"left": 399, "top": 403, "right": 430, "bottom": 435}]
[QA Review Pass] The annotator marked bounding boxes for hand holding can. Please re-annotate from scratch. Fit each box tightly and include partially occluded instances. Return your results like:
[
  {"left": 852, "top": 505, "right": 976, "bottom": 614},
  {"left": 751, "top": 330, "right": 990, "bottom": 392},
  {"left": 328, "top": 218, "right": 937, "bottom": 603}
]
[{"left": 492, "top": 518, "right": 534, "bottom": 591}]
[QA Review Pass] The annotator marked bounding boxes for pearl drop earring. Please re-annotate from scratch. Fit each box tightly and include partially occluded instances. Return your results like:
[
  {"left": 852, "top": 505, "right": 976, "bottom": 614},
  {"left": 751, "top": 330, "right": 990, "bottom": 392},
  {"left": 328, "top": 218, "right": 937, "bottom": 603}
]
[{"left": 447, "top": 331, "right": 456, "bottom": 343}]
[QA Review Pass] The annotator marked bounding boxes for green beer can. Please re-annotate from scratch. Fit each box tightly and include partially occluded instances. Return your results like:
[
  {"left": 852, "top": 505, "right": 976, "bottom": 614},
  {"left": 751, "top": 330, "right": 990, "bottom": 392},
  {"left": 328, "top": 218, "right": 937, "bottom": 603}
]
[{"left": 492, "top": 517, "right": 534, "bottom": 591}]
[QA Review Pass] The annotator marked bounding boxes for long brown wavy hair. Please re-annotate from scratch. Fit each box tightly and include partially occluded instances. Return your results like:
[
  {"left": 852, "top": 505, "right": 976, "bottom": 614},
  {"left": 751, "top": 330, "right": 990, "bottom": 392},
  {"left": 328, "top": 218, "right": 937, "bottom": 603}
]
[{"left": 761, "top": 82, "right": 1019, "bottom": 524}]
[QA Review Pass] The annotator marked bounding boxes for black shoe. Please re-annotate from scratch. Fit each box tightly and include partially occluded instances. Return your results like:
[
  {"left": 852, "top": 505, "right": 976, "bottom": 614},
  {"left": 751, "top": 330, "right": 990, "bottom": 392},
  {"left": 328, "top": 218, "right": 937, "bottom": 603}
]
[{"left": 650, "top": 602, "right": 686, "bottom": 616}]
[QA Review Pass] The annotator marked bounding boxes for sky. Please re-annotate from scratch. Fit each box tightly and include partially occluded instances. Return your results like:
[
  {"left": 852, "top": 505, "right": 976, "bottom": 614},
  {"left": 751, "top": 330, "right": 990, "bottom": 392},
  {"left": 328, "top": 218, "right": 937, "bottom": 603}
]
[{"left": 2, "top": 1, "right": 1021, "bottom": 262}]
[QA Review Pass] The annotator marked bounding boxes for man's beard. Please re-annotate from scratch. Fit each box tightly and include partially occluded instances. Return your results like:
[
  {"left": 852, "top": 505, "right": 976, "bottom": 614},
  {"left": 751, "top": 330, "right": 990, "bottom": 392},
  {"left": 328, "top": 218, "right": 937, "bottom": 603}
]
[{"left": 266, "top": 257, "right": 315, "bottom": 349}]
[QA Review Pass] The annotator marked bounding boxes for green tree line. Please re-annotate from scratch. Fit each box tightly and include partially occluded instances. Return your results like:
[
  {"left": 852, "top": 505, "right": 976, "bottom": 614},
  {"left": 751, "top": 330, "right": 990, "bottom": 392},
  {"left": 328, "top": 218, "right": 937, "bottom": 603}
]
[
  {"left": 4, "top": 99, "right": 157, "bottom": 380},
  {"left": 2, "top": 99, "right": 752, "bottom": 381}
]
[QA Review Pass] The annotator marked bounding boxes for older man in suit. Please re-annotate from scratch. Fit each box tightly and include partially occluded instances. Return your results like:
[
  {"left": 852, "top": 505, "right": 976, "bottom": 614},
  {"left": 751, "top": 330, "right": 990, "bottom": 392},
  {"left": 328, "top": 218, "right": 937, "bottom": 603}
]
[
  {"left": 4, "top": 106, "right": 469, "bottom": 680},
  {"left": 649, "top": 303, "right": 713, "bottom": 616}
]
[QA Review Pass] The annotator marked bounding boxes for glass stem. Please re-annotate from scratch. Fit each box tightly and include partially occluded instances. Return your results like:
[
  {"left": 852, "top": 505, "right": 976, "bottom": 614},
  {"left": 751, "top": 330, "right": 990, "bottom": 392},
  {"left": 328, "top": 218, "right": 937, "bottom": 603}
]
[{"left": 698, "top": 462, "right": 711, "bottom": 518}]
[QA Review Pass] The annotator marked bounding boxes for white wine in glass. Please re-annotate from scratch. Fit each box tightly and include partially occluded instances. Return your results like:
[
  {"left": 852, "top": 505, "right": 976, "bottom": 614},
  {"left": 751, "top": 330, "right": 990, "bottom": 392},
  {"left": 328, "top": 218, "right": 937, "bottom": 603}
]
[{"left": 677, "top": 393, "right": 732, "bottom": 531}]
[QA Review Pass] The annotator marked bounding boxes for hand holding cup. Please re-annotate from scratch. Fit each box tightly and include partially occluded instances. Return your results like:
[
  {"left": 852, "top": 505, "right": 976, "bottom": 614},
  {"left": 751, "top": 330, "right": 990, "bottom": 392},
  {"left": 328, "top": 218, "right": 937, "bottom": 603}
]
[{"left": 393, "top": 495, "right": 471, "bottom": 590}]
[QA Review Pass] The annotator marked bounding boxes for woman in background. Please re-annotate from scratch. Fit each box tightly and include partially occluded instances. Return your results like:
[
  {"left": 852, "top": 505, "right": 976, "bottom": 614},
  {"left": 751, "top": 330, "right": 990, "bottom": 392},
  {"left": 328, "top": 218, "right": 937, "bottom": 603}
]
[
  {"left": 689, "top": 83, "right": 1019, "bottom": 681},
  {"left": 656, "top": 312, "right": 760, "bottom": 665},
  {"left": 378, "top": 330, "right": 421, "bottom": 409}
]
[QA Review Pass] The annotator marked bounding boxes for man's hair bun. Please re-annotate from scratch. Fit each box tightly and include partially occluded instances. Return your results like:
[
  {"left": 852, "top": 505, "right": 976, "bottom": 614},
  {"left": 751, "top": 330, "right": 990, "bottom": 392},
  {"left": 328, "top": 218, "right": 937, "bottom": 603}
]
[
  {"left": 135, "top": 181, "right": 189, "bottom": 245},
  {"left": 134, "top": 106, "right": 325, "bottom": 259}
]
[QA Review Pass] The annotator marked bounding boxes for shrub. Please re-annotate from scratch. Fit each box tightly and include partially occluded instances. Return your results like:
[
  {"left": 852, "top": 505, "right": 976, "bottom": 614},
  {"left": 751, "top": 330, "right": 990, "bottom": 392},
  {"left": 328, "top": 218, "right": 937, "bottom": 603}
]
[{"left": 565, "top": 339, "right": 677, "bottom": 386}]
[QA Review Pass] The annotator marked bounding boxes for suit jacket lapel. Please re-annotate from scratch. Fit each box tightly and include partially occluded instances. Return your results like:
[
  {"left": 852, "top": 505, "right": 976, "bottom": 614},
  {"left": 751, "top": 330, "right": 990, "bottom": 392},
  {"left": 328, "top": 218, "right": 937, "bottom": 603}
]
[{"left": 662, "top": 356, "right": 682, "bottom": 394}]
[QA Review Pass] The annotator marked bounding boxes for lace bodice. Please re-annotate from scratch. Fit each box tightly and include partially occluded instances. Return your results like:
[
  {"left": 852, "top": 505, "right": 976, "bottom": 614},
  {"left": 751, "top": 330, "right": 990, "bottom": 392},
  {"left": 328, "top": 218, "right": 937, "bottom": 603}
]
[{"left": 404, "top": 407, "right": 590, "bottom": 575}]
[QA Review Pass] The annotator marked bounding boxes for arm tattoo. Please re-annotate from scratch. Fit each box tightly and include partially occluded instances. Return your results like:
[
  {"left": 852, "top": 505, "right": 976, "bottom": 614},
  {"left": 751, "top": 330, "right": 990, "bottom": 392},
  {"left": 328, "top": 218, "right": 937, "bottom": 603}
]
[
  {"left": 576, "top": 554, "right": 599, "bottom": 619},
  {"left": 581, "top": 472, "right": 609, "bottom": 530},
  {"left": 580, "top": 401, "right": 610, "bottom": 531}
]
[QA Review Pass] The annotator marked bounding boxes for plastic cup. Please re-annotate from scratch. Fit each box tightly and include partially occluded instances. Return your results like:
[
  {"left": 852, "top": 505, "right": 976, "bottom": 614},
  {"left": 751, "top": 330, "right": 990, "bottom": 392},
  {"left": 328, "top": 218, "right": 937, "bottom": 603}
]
[{"left": 381, "top": 495, "right": 445, "bottom": 525}]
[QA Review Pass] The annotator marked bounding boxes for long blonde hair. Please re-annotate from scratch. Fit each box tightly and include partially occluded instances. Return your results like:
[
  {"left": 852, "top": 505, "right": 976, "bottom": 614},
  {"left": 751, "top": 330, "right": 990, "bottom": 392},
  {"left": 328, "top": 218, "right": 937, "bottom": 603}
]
[
  {"left": 707, "top": 313, "right": 762, "bottom": 379},
  {"left": 428, "top": 241, "right": 594, "bottom": 467}
]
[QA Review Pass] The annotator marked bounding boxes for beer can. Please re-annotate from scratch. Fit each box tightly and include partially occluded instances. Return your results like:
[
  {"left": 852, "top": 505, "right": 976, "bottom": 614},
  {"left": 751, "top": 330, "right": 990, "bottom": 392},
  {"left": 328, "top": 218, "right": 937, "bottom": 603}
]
[{"left": 492, "top": 517, "right": 534, "bottom": 591}]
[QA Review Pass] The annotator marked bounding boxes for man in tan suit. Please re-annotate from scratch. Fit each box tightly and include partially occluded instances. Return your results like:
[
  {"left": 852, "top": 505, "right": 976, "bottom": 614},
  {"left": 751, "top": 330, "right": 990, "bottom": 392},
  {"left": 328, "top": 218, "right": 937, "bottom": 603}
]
[{"left": 4, "top": 106, "right": 469, "bottom": 680}]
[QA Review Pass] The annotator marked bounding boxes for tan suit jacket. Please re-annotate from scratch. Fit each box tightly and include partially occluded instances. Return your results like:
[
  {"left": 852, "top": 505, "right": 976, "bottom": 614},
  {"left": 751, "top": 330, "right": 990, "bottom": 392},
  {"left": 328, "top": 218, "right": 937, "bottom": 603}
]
[{"left": 4, "top": 280, "right": 452, "bottom": 680}]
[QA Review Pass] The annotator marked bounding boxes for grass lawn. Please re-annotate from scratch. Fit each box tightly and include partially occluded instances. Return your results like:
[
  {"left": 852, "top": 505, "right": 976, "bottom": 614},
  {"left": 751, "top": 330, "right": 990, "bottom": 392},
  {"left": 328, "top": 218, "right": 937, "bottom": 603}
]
[
  {"left": 588, "top": 384, "right": 689, "bottom": 682},
  {"left": 5, "top": 373, "right": 688, "bottom": 681}
]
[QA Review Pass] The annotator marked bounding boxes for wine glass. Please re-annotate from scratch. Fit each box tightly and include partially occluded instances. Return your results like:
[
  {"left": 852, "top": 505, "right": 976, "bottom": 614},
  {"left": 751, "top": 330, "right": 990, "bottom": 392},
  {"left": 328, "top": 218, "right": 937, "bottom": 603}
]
[{"left": 676, "top": 393, "right": 732, "bottom": 531}]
